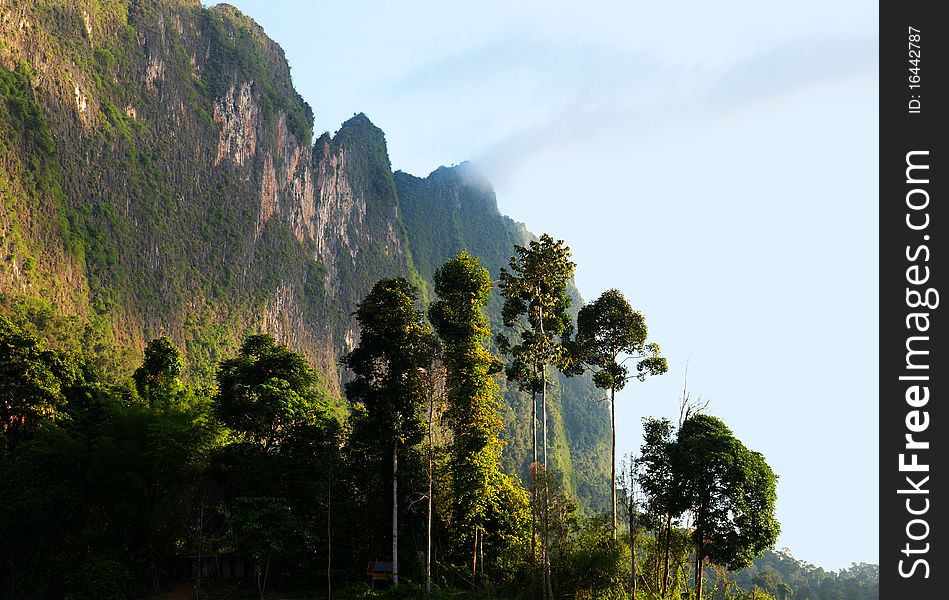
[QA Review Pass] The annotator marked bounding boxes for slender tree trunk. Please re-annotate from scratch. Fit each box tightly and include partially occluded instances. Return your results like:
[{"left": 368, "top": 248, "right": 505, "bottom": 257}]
[
  {"left": 610, "top": 386, "right": 617, "bottom": 540},
  {"left": 258, "top": 553, "right": 271, "bottom": 600},
  {"left": 538, "top": 303, "right": 547, "bottom": 469},
  {"left": 541, "top": 363, "right": 552, "bottom": 600},
  {"left": 540, "top": 504, "right": 548, "bottom": 600},
  {"left": 472, "top": 526, "right": 479, "bottom": 588},
  {"left": 196, "top": 496, "right": 204, "bottom": 600},
  {"left": 694, "top": 544, "right": 703, "bottom": 600},
  {"left": 427, "top": 393, "right": 434, "bottom": 595},
  {"left": 532, "top": 362, "right": 538, "bottom": 468},
  {"left": 662, "top": 514, "right": 672, "bottom": 598},
  {"left": 545, "top": 549, "right": 554, "bottom": 600},
  {"left": 541, "top": 364, "right": 547, "bottom": 469},
  {"left": 327, "top": 475, "right": 332, "bottom": 600},
  {"left": 530, "top": 367, "right": 538, "bottom": 598},
  {"left": 655, "top": 526, "right": 662, "bottom": 593},
  {"left": 630, "top": 524, "right": 637, "bottom": 600},
  {"left": 393, "top": 441, "right": 399, "bottom": 586},
  {"left": 479, "top": 529, "right": 485, "bottom": 579}
]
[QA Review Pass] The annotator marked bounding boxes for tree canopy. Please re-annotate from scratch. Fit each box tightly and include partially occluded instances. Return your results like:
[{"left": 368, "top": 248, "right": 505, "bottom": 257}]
[
  {"left": 215, "top": 333, "right": 324, "bottom": 449},
  {"left": 430, "top": 252, "right": 518, "bottom": 578},
  {"left": 342, "top": 277, "right": 437, "bottom": 586},
  {"left": 133, "top": 336, "right": 184, "bottom": 408},
  {"left": 574, "top": 289, "right": 667, "bottom": 539},
  {"left": 497, "top": 234, "right": 577, "bottom": 403},
  {"left": 343, "top": 277, "right": 437, "bottom": 447},
  {"left": 673, "top": 414, "right": 781, "bottom": 599},
  {"left": 574, "top": 289, "right": 667, "bottom": 393}
]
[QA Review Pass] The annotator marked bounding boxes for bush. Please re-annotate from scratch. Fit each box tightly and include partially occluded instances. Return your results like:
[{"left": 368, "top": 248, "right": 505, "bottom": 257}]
[
  {"left": 64, "top": 559, "right": 136, "bottom": 600},
  {"left": 559, "top": 516, "right": 631, "bottom": 600},
  {"left": 337, "top": 581, "right": 505, "bottom": 600}
]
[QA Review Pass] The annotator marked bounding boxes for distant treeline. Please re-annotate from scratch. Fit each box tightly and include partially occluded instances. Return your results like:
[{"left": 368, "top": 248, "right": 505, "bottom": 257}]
[{"left": 723, "top": 550, "right": 879, "bottom": 600}]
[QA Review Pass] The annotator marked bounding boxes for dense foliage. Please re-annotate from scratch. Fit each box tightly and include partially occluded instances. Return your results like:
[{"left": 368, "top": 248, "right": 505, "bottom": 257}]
[
  {"left": 429, "top": 252, "right": 523, "bottom": 579},
  {"left": 1, "top": 260, "right": 875, "bottom": 600},
  {"left": 0, "top": 279, "right": 616, "bottom": 600},
  {"left": 632, "top": 413, "right": 782, "bottom": 600}
]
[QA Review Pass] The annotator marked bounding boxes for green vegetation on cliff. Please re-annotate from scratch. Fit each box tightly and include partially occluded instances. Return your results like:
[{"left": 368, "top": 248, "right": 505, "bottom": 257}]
[{"left": 1, "top": 0, "right": 608, "bottom": 511}]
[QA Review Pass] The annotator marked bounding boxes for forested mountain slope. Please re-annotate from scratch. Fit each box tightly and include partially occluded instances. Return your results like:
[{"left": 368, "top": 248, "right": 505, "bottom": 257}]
[{"left": 0, "top": 0, "right": 608, "bottom": 509}]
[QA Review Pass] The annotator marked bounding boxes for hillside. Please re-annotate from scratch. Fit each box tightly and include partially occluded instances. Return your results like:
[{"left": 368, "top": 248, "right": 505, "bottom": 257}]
[
  {"left": 0, "top": 0, "right": 608, "bottom": 509},
  {"left": 726, "top": 550, "right": 879, "bottom": 600}
]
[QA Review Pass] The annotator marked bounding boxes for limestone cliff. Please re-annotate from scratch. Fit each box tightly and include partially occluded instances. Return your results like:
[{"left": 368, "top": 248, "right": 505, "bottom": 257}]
[{"left": 0, "top": 0, "right": 608, "bottom": 510}]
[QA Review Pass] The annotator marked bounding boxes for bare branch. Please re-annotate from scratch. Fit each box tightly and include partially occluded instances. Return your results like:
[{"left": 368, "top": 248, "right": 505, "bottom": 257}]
[{"left": 677, "top": 359, "right": 709, "bottom": 427}]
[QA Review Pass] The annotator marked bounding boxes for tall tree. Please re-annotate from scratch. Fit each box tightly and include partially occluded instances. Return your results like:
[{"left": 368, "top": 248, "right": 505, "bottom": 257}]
[
  {"left": 497, "top": 233, "right": 576, "bottom": 598},
  {"left": 342, "top": 278, "right": 436, "bottom": 586},
  {"left": 214, "top": 334, "right": 338, "bottom": 596},
  {"left": 422, "top": 359, "right": 446, "bottom": 594},
  {"left": 673, "top": 414, "right": 780, "bottom": 600},
  {"left": 429, "top": 252, "right": 506, "bottom": 584},
  {"left": 280, "top": 415, "right": 343, "bottom": 600},
  {"left": 498, "top": 234, "right": 576, "bottom": 471},
  {"left": 617, "top": 454, "right": 642, "bottom": 599},
  {"left": 637, "top": 417, "right": 680, "bottom": 598},
  {"left": 574, "top": 289, "right": 667, "bottom": 539}
]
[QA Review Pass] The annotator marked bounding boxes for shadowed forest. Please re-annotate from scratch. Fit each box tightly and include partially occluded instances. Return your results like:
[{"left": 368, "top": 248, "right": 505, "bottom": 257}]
[{"left": 2, "top": 241, "right": 876, "bottom": 600}]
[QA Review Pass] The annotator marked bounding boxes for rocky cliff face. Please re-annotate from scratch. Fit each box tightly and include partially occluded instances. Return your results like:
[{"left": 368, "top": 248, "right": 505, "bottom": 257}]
[
  {"left": 0, "top": 0, "right": 415, "bottom": 382},
  {"left": 0, "top": 0, "right": 607, "bottom": 510}
]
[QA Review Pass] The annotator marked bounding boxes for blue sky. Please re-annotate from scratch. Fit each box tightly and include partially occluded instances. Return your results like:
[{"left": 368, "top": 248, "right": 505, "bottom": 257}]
[{"left": 208, "top": 1, "right": 879, "bottom": 571}]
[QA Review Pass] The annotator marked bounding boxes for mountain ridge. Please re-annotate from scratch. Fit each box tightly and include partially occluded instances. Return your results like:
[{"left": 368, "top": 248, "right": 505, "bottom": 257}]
[{"left": 0, "top": 0, "right": 609, "bottom": 510}]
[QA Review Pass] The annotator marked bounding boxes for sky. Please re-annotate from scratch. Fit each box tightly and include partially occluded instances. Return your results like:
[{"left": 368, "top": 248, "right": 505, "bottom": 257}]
[{"left": 208, "top": 1, "right": 879, "bottom": 572}]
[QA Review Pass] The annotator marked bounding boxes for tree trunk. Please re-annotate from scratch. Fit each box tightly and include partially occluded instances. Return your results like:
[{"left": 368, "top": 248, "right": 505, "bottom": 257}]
[
  {"left": 662, "top": 514, "right": 672, "bottom": 598},
  {"left": 545, "top": 552, "right": 554, "bottom": 600},
  {"left": 532, "top": 363, "right": 538, "bottom": 468},
  {"left": 480, "top": 529, "right": 485, "bottom": 578},
  {"left": 530, "top": 367, "right": 538, "bottom": 598},
  {"left": 630, "top": 518, "right": 637, "bottom": 599},
  {"left": 393, "top": 441, "right": 399, "bottom": 586},
  {"left": 472, "top": 526, "right": 479, "bottom": 588},
  {"left": 327, "top": 476, "right": 332, "bottom": 600},
  {"left": 655, "top": 525, "right": 662, "bottom": 593},
  {"left": 427, "top": 392, "right": 434, "bottom": 595},
  {"left": 694, "top": 543, "right": 703, "bottom": 600},
  {"left": 542, "top": 364, "right": 552, "bottom": 599},
  {"left": 541, "top": 364, "right": 547, "bottom": 469},
  {"left": 610, "top": 386, "right": 617, "bottom": 540},
  {"left": 258, "top": 553, "right": 271, "bottom": 600},
  {"left": 538, "top": 303, "right": 547, "bottom": 470}
]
